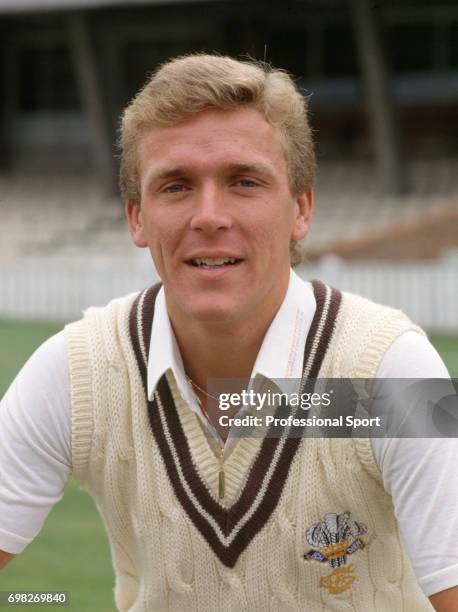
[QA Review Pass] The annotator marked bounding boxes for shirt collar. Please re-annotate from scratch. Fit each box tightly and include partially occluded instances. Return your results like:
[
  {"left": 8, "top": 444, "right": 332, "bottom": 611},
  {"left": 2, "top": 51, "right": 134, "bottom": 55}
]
[
  {"left": 147, "top": 268, "right": 316, "bottom": 407},
  {"left": 147, "top": 287, "right": 197, "bottom": 408}
]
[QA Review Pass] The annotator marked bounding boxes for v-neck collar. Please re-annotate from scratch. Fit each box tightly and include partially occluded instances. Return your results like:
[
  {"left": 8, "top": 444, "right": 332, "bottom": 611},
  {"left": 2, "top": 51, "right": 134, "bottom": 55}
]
[{"left": 129, "top": 279, "right": 342, "bottom": 568}]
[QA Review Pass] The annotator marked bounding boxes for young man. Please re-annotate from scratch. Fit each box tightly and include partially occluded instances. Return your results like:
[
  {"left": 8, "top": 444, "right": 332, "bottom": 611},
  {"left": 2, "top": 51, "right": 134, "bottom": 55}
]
[{"left": 1, "top": 54, "right": 457, "bottom": 611}]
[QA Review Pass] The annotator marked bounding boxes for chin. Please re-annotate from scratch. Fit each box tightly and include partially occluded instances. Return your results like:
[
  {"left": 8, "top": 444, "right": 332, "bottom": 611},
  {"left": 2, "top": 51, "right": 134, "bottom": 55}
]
[{"left": 180, "top": 297, "right": 244, "bottom": 323}]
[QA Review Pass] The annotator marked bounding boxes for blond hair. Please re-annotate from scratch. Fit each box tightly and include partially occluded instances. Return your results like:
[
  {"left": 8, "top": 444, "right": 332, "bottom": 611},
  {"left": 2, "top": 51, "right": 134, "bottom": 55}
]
[{"left": 119, "top": 53, "right": 315, "bottom": 265}]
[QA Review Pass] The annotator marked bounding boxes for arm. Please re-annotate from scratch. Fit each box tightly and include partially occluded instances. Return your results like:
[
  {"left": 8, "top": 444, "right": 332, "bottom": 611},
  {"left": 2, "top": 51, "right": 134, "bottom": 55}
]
[
  {"left": 0, "top": 550, "right": 15, "bottom": 570},
  {"left": 373, "top": 332, "right": 458, "bottom": 603},
  {"left": 0, "top": 331, "right": 72, "bottom": 558},
  {"left": 430, "top": 586, "right": 458, "bottom": 612}
]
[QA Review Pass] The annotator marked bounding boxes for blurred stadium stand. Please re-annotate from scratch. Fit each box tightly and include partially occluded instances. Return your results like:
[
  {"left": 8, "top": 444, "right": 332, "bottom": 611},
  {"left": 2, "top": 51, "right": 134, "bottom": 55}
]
[
  {"left": 0, "top": 159, "right": 457, "bottom": 263},
  {"left": 0, "top": 0, "right": 457, "bottom": 328}
]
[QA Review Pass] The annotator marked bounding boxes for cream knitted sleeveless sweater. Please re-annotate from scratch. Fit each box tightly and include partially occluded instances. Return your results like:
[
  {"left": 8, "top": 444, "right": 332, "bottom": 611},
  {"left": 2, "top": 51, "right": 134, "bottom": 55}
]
[{"left": 65, "top": 280, "right": 433, "bottom": 612}]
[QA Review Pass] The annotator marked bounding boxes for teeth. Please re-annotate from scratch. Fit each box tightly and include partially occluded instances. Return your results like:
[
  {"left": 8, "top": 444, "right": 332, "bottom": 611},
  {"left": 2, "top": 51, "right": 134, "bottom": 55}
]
[{"left": 192, "top": 257, "right": 237, "bottom": 266}]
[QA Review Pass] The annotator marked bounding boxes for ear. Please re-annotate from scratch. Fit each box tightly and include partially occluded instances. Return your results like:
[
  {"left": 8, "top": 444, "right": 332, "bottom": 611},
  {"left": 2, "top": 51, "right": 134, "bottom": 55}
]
[
  {"left": 125, "top": 200, "right": 148, "bottom": 248},
  {"left": 291, "top": 187, "right": 313, "bottom": 241}
]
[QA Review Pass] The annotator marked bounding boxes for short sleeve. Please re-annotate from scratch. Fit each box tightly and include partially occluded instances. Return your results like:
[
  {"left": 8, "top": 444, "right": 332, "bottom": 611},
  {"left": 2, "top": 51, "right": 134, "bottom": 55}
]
[
  {"left": 0, "top": 331, "right": 72, "bottom": 554},
  {"left": 371, "top": 331, "right": 458, "bottom": 596}
]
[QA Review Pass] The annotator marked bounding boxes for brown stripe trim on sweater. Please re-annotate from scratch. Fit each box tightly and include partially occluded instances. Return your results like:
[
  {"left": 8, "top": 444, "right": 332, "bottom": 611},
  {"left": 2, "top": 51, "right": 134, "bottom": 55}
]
[
  {"left": 129, "top": 279, "right": 342, "bottom": 568},
  {"left": 129, "top": 283, "right": 162, "bottom": 390},
  {"left": 308, "top": 280, "right": 342, "bottom": 380}
]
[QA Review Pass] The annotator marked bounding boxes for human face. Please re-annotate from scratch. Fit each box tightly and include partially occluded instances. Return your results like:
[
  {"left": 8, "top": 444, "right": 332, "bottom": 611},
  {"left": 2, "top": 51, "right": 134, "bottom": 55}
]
[{"left": 126, "top": 107, "right": 312, "bottom": 326}]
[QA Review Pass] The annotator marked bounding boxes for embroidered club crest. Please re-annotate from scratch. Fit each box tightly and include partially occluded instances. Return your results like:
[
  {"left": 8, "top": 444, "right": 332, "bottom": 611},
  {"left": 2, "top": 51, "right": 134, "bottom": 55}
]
[
  {"left": 320, "top": 565, "right": 357, "bottom": 595},
  {"left": 304, "top": 511, "right": 367, "bottom": 594}
]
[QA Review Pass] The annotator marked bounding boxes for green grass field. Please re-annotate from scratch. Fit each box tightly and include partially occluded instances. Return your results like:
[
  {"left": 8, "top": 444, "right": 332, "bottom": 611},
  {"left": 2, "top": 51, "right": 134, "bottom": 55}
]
[
  {"left": 0, "top": 319, "right": 457, "bottom": 610},
  {"left": 0, "top": 321, "right": 115, "bottom": 612}
]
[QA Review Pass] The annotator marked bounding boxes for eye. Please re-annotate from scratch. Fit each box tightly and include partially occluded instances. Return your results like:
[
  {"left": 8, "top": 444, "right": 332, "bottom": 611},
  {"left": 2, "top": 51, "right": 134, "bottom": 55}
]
[
  {"left": 162, "top": 183, "right": 187, "bottom": 194},
  {"left": 236, "top": 178, "right": 259, "bottom": 188}
]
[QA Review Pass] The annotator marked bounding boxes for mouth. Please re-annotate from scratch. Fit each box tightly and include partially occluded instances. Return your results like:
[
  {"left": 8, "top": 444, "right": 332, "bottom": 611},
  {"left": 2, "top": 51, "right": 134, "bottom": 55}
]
[{"left": 186, "top": 257, "right": 244, "bottom": 269}]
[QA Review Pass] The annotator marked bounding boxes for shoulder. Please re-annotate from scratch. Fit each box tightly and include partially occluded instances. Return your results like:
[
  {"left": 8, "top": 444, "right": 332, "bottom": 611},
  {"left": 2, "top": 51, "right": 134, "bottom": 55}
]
[
  {"left": 339, "top": 287, "right": 413, "bottom": 329},
  {"left": 65, "top": 290, "right": 141, "bottom": 333},
  {"left": 376, "top": 330, "right": 449, "bottom": 378},
  {"left": 64, "top": 291, "right": 141, "bottom": 364},
  {"left": 322, "top": 286, "right": 426, "bottom": 378},
  {"left": 1, "top": 330, "right": 69, "bottom": 416},
  {"left": 64, "top": 290, "right": 144, "bottom": 474}
]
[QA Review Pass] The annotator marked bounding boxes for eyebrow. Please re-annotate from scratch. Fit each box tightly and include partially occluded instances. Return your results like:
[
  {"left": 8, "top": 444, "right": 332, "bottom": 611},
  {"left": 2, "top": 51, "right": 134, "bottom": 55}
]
[
  {"left": 225, "top": 163, "right": 275, "bottom": 180},
  {"left": 146, "top": 167, "right": 188, "bottom": 184}
]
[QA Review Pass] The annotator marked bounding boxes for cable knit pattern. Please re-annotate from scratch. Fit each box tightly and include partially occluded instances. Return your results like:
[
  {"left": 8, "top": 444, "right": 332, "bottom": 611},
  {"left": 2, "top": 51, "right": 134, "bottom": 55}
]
[{"left": 66, "top": 284, "right": 433, "bottom": 611}]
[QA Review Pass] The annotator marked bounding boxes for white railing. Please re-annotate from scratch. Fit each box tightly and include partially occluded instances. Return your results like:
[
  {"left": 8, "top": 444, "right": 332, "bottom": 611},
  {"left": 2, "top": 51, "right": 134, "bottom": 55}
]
[
  {"left": 0, "top": 257, "right": 457, "bottom": 333},
  {"left": 0, "top": 258, "right": 160, "bottom": 322},
  {"left": 300, "top": 258, "right": 458, "bottom": 334}
]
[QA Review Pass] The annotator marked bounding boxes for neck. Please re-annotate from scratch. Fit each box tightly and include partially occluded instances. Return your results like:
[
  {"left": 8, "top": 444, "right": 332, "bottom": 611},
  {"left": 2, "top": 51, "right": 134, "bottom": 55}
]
[
  {"left": 167, "top": 282, "right": 289, "bottom": 392},
  {"left": 173, "top": 312, "right": 268, "bottom": 385},
  {"left": 175, "top": 317, "right": 272, "bottom": 442}
]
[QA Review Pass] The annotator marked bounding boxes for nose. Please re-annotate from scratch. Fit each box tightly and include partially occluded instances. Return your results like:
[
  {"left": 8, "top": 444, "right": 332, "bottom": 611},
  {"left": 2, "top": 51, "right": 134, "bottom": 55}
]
[{"left": 189, "top": 184, "right": 233, "bottom": 233}]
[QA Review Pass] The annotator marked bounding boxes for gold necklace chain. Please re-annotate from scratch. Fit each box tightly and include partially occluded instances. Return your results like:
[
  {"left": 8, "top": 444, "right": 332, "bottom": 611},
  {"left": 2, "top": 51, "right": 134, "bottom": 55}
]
[{"left": 187, "top": 377, "right": 220, "bottom": 403}]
